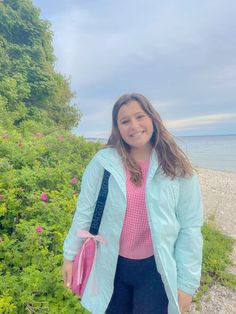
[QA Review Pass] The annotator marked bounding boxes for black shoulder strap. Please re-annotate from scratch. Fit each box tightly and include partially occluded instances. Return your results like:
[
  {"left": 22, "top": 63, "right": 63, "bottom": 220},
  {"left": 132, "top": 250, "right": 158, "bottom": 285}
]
[{"left": 89, "top": 169, "right": 111, "bottom": 235}]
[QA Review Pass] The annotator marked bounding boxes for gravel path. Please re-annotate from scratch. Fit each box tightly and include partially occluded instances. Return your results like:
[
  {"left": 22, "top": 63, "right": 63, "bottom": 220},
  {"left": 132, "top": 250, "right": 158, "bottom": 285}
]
[{"left": 188, "top": 167, "right": 236, "bottom": 314}]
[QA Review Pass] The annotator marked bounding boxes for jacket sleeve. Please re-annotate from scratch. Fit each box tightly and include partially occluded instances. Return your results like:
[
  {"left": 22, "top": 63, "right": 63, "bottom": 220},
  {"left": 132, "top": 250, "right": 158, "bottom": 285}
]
[
  {"left": 63, "top": 156, "right": 104, "bottom": 261},
  {"left": 174, "top": 172, "right": 204, "bottom": 296}
]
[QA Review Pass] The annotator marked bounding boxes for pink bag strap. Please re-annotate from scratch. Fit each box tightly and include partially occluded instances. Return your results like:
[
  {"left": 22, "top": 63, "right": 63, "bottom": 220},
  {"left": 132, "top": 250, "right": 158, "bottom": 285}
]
[{"left": 77, "top": 230, "right": 107, "bottom": 244}]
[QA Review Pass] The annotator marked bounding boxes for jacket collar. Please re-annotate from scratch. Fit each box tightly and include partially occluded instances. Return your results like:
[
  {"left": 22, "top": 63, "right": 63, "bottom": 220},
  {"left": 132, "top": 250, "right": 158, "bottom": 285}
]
[{"left": 96, "top": 147, "right": 160, "bottom": 190}]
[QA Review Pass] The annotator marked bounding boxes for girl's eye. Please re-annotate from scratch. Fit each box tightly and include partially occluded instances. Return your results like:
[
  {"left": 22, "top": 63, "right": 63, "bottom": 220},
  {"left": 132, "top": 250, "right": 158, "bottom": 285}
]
[
  {"left": 121, "top": 120, "right": 129, "bottom": 124},
  {"left": 137, "top": 115, "right": 145, "bottom": 119}
]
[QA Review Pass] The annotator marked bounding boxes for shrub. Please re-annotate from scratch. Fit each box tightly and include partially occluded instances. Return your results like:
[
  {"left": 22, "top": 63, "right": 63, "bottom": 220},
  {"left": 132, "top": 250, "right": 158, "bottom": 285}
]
[{"left": 0, "top": 129, "right": 101, "bottom": 313}]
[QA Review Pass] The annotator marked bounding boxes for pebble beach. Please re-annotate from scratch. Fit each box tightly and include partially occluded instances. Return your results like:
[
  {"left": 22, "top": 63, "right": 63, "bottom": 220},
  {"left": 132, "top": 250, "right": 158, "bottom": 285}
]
[{"left": 188, "top": 167, "right": 236, "bottom": 314}]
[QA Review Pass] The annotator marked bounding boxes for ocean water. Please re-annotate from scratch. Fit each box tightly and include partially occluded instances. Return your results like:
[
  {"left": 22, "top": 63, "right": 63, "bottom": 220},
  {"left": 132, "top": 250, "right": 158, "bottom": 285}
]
[
  {"left": 176, "top": 135, "right": 236, "bottom": 173},
  {"left": 86, "top": 135, "right": 236, "bottom": 173}
]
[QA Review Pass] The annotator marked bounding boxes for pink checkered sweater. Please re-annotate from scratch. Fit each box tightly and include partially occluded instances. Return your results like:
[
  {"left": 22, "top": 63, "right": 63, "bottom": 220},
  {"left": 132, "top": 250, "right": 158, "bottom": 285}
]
[{"left": 119, "top": 159, "right": 154, "bottom": 259}]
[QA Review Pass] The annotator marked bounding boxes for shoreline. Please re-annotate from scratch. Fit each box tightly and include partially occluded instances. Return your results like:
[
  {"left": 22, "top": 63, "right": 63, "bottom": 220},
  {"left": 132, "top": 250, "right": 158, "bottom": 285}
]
[{"left": 195, "top": 166, "right": 236, "bottom": 175}]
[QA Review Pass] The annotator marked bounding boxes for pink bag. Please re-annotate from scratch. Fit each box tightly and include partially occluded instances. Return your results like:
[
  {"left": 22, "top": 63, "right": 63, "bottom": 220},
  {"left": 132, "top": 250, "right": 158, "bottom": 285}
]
[
  {"left": 71, "top": 230, "right": 106, "bottom": 297},
  {"left": 70, "top": 170, "right": 110, "bottom": 297}
]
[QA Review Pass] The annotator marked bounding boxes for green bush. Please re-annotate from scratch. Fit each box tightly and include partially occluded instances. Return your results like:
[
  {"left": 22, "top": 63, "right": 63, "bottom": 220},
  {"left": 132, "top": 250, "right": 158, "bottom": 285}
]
[{"left": 0, "top": 130, "right": 101, "bottom": 313}]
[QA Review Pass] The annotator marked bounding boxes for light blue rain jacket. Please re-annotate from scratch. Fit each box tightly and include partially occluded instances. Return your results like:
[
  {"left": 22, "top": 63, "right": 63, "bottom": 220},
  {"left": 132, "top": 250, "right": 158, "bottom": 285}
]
[{"left": 63, "top": 147, "right": 203, "bottom": 314}]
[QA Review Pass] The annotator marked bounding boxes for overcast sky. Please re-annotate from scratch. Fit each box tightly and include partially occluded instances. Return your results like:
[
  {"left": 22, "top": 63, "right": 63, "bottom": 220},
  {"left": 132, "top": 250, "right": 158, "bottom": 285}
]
[{"left": 33, "top": 0, "right": 236, "bottom": 138}]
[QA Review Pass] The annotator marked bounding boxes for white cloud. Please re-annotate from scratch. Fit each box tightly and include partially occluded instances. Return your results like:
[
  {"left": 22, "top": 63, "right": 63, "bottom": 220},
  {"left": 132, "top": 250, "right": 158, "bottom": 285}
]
[{"left": 166, "top": 113, "right": 236, "bottom": 130}]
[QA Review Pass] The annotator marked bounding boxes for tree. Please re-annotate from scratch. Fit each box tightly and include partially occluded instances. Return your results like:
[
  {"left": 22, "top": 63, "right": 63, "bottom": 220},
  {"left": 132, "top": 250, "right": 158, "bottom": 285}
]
[{"left": 0, "top": 0, "right": 81, "bottom": 130}]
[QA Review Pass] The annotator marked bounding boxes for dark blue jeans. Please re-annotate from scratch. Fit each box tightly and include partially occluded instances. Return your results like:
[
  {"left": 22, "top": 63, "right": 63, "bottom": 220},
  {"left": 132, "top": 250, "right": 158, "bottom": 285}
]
[{"left": 106, "top": 255, "right": 169, "bottom": 314}]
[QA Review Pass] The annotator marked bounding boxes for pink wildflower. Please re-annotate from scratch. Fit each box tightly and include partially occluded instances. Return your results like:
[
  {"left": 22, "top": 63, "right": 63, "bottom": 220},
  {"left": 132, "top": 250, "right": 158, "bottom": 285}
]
[
  {"left": 0, "top": 195, "right": 3, "bottom": 200},
  {"left": 40, "top": 193, "right": 47, "bottom": 201},
  {"left": 32, "top": 133, "right": 45, "bottom": 138},
  {"left": 71, "top": 177, "right": 77, "bottom": 185},
  {"left": 59, "top": 135, "right": 65, "bottom": 141},
  {"left": 35, "top": 226, "right": 43, "bottom": 232}
]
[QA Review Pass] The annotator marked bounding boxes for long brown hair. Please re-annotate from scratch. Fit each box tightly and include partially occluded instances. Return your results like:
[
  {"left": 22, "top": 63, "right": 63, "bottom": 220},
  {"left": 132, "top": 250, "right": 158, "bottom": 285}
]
[{"left": 107, "top": 93, "right": 194, "bottom": 185}]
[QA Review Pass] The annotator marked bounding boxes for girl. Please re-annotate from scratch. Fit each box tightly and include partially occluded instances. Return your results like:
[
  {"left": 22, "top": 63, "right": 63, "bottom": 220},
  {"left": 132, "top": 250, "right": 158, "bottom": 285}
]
[{"left": 62, "top": 93, "right": 203, "bottom": 314}]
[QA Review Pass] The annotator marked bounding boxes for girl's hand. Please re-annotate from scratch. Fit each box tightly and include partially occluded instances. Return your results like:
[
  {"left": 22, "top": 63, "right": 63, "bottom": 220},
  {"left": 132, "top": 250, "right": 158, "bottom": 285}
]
[
  {"left": 178, "top": 289, "right": 192, "bottom": 314},
  {"left": 62, "top": 259, "right": 73, "bottom": 289}
]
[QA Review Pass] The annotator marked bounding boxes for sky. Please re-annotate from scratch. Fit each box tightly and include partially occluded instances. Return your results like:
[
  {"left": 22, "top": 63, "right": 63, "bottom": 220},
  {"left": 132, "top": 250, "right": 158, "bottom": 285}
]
[{"left": 33, "top": 0, "right": 236, "bottom": 138}]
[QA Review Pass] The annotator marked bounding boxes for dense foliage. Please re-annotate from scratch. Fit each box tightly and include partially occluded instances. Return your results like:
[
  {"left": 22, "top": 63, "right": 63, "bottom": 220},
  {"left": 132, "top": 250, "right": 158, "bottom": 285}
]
[
  {"left": 0, "top": 129, "right": 102, "bottom": 313},
  {"left": 0, "top": 0, "right": 81, "bottom": 131}
]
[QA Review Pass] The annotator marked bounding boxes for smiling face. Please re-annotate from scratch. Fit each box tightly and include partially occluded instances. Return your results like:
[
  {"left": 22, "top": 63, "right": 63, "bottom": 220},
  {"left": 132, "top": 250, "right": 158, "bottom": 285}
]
[{"left": 117, "top": 100, "right": 154, "bottom": 157}]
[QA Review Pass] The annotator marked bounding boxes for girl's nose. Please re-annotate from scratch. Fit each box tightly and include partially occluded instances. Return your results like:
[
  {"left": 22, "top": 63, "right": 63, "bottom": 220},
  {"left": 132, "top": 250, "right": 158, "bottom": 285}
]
[{"left": 130, "top": 118, "right": 139, "bottom": 129}]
